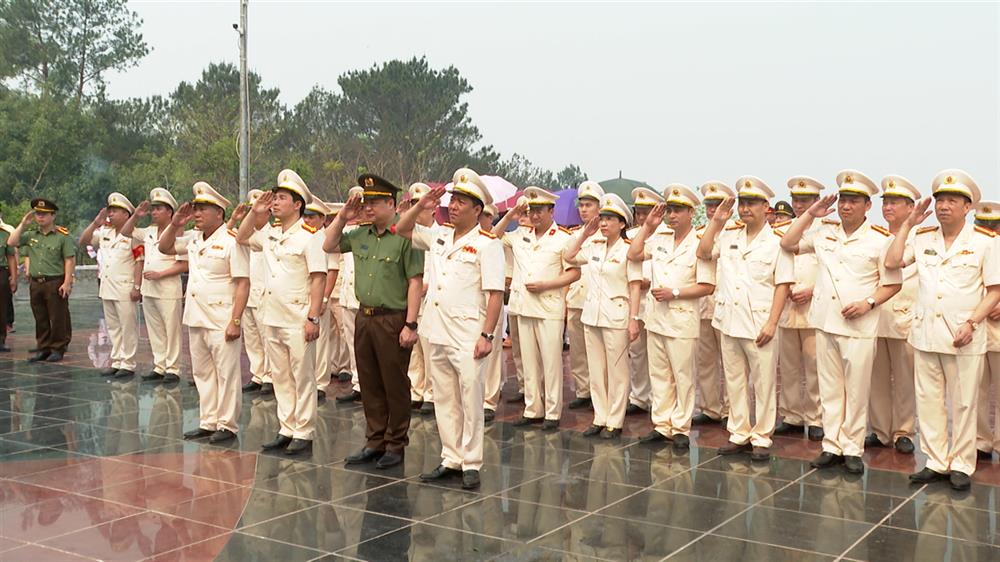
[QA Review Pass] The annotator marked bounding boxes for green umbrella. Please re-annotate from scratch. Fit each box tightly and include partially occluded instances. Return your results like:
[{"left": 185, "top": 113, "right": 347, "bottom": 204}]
[{"left": 598, "top": 173, "right": 654, "bottom": 201}]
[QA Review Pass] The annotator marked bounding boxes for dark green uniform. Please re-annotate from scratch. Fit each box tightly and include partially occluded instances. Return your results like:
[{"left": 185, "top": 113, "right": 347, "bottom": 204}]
[
  {"left": 0, "top": 229, "right": 13, "bottom": 347},
  {"left": 19, "top": 213, "right": 75, "bottom": 356}
]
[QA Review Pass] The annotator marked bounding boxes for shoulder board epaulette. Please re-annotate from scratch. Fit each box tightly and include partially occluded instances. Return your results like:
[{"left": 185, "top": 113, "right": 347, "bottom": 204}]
[
  {"left": 558, "top": 226, "right": 572, "bottom": 235},
  {"left": 772, "top": 219, "right": 792, "bottom": 228},
  {"left": 870, "top": 225, "right": 891, "bottom": 237},
  {"left": 916, "top": 226, "right": 938, "bottom": 235},
  {"left": 724, "top": 223, "right": 745, "bottom": 231},
  {"left": 591, "top": 237, "right": 604, "bottom": 244},
  {"left": 974, "top": 225, "right": 996, "bottom": 237},
  {"left": 772, "top": 229, "right": 784, "bottom": 238},
  {"left": 821, "top": 218, "right": 840, "bottom": 225},
  {"left": 695, "top": 224, "right": 706, "bottom": 231},
  {"left": 479, "top": 229, "right": 497, "bottom": 239},
  {"left": 569, "top": 225, "right": 581, "bottom": 231},
  {"left": 227, "top": 228, "right": 238, "bottom": 237},
  {"left": 358, "top": 221, "right": 373, "bottom": 226},
  {"left": 622, "top": 238, "right": 631, "bottom": 244},
  {"left": 55, "top": 226, "right": 69, "bottom": 235},
  {"left": 301, "top": 224, "right": 318, "bottom": 234},
  {"left": 442, "top": 222, "right": 455, "bottom": 228}
]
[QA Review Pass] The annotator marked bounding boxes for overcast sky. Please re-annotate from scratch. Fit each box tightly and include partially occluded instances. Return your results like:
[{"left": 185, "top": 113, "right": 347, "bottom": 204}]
[{"left": 109, "top": 1, "right": 999, "bottom": 201}]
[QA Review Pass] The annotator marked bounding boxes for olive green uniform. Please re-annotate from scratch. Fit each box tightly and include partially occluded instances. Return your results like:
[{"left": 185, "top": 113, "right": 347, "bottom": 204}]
[
  {"left": 0, "top": 230, "right": 13, "bottom": 347},
  {"left": 19, "top": 227, "right": 75, "bottom": 353}
]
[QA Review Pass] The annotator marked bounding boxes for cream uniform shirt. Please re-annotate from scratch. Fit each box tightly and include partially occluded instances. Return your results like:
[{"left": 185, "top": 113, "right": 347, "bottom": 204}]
[
  {"left": 175, "top": 227, "right": 250, "bottom": 330},
  {"left": 247, "top": 248, "right": 268, "bottom": 309},
  {"left": 877, "top": 229, "right": 918, "bottom": 340},
  {"left": 798, "top": 220, "right": 900, "bottom": 338},
  {"left": 135, "top": 226, "right": 186, "bottom": 300},
  {"left": 710, "top": 223, "right": 795, "bottom": 340},
  {"left": 642, "top": 227, "right": 715, "bottom": 339},
  {"left": 248, "top": 220, "right": 328, "bottom": 328},
  {"left": 573, "top": 237, "right": 642, "bottom": 330},
  {"left": 503, "top": 224, "right": 577, "bottom": 320},
  {"left": 697, "top": 225, "right": 717, "bottom": 322},
  {"left": 777, "top": 221, "right": 820, "bottom": 330},
  {"left": 92, "top": 225, "right": 139, "bottom": 301},
  {"left": 412, "top": 223, "right": 505, "bottom": 349},
  {"left": 903, "top": 224, "right": 1000, "bottom": 356},
  {"left": 565, "top": 226, "right": 597, "bottom": 311},
  {"left": 339, "top": 225, "right": 360, "bottom": 309}
]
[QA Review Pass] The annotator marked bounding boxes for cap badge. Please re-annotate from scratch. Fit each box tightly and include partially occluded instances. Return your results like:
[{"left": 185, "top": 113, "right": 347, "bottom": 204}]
[
  {"left": 798, "top": 180, "right": 805, "bottom": 188},
  {"left": 888, "top": 180, "right": 895, "bottom": 188},
  {"left": 945, "top": 176, "right": 954, "bottom": 184},
  {"left": 845, "top": 175, "right": 854, "bottom": 184},
  {"left": 984, "top": 206, "right": 993, "bottom": 213},
  {"left": 459, "top": 174, "right": 467, "bottom": 183},
  {"left": 364, "top": 177, "right": 375, "bottom": 187},
  {"left": 744, "top": 180, "right": 751, "bottom": 188},
  {"left": 672, "top": 189, "right": 680, "bottom": 196},
  {"left": 708, "top": 186, "right": 716, "bottom": 192}
]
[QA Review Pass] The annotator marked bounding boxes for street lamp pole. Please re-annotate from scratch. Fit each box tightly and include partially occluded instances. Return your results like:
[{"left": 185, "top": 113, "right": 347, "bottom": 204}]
[{"left": 237, "top": 0, "right": 249, "bottom": 201}]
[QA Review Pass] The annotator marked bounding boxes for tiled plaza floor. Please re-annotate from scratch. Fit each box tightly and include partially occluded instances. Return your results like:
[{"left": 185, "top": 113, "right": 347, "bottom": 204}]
[{"left": 2, "top": 299, "right": 1000, "bottom": 561}]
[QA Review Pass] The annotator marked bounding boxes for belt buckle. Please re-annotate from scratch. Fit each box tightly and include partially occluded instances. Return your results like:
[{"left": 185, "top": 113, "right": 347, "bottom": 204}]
[{"left": 363, "top": 306, "right": 374, "bottom": 316}]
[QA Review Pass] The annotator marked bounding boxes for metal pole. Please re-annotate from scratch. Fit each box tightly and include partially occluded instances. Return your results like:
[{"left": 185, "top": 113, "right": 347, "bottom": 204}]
[{"left": 238, "top": 0, "right": 249, "bottom": 201}]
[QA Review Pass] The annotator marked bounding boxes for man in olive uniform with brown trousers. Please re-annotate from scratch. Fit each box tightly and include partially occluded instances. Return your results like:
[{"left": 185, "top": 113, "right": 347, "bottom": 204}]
[
  {"left": 8, "top": 198, "right": 76, "bottom": 362},
  {"left": 0, "top": 215, "right": 16, "bottom": 352},
  {"left": 324, "top": 174, "right": 425, "bottom": 469}
]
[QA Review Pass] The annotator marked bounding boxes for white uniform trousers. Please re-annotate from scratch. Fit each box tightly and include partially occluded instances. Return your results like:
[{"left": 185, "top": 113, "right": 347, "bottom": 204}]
[
  {"left": 915, "top": 350, "right": 983, "bottom": 476},
  {"left": 329, "top": 299, "right": 351, "bottom": 375},
  {"left": 978, "top": 352, "right": 1000, "bottom": 454},
  {"left": 104, "top": 299, "right": 138, "bottom": 371},
  {"left": 647, "top": 333, "right": 697, "bottom": 438},
  {"left": 428, "top": 342, "right": 486, "bottom": 471},
  {"left": 244, "top": 306, "right": 271, "bottom": 385},
  {"left": 189, "top": 326, "right": 242, "bottom": 433},
  {"left": 508, "top": 311, "right": 525, "bottom": 394},
  {"left": 584, "top": 325, "right": 630, "bottom": 429},
  {"left": 142, "top": 297, "right": 182, "bottom": 375},
  {"left": 721, "top": 333, "right": 778, "bottom": 448},
  {"left": 696, "top": 320, "right": 728, "bottom": 420},
  {"left": 483, "top": 318, "right": 505, "bottom": 411},
  {"left": 408, "top": 335, "right": 433, "bottom": 403},
  {"left": 566, "top": 308, "right": 590, "bottom": 399},
  {"left": 628, "top": 322, "right": 651, "bottom": 410},
  {"left": 266, "top": 325, "right": 318, "bottom": 440},
  {"left": 778, "top": 327, "right": 821, "bottom": 427},
  {"left": 870, "top": 337, "right": 916, "bottom": 444},
  {"left": 314, "top": 311, "right": 332, "bottom": 393},
  {"left": 517, "top": 316, "right": 564, "bottom": 421},
  {"left": 342, "top": 306, "right": 361, "bottom": 392},
  {"left": 815, "top": 331, "right": 875, "bottom": 457}
]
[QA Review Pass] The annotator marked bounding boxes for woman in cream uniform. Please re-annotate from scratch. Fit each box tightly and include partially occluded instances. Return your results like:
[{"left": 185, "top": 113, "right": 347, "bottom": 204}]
[{"left": 563, "top": 194, "right": 643, "bottom": 439}]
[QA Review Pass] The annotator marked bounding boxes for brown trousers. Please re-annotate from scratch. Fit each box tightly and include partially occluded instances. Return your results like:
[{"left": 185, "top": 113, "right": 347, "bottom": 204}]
[
  {"left": 29, "top": 277, "right": 72, "bottom": 353},
  {"left": 0, "top": 268, "right": 9, "bottom": 345},
  {"left": 355, "top": 310, "right": 412, "bottom": 454}
]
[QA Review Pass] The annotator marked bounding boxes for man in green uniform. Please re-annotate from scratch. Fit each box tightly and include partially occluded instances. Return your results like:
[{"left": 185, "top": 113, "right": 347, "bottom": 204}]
[
  {"left": 324, "top": 174, "right": 425, "bottom": 469},
  {"left": 8, "top": 198, "right": 76, "bottom": 362},
  {"left": 0, "top": 214, "right": 16, "bottom": 352}
]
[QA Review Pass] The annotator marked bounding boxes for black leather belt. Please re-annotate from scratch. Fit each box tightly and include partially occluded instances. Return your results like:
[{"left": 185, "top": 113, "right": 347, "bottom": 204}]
[
  {"left": 360, "top": 306, "right": 404, "bottom": 317},
  {"left": 32, "top": 275, "right": 63, "bottom": 282}
]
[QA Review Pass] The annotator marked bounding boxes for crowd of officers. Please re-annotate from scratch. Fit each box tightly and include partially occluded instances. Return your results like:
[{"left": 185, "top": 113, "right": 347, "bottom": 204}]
[{"left": 2, "top": 165, "right": 998, "bottom": 492}]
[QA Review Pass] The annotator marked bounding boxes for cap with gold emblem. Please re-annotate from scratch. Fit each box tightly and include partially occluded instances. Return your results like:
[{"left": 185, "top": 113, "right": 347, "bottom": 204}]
[
  {"left": 192, "top": 181, "right": 232, "bottom": 209},
  {"left": 30, "top": 198, "right": 59, "bottom": 213},
  {"left": 347, "top": 185, "right": 364, "bottom": 200},
  {"left": 663, "top": 183, "right": 700, "bottom": 208},
  {"left": 276, "top": 169, "right": 315, "bottom": 205},
  {"left": 787, "top": 176, "right": 825, "bottom": 197},
  {"left": 149, "top": 188, "right": 178, "bottom": 210},
  {"left": 483, "top": 203, "right": 498, "bottom": 217},
  {"left": 599, "top": 193, "right": 634, "bottom": 226},
  {"left": 773, "top": 200, "right": 795, "bottom": 218},
  {"left": 577, "top": 180, "right": 605, "bottom": 203},
  {"left": 408, "top": 182, "right": 431, "bottom": 202},
  {"left": 450, "top": 168, "right": 493, "bottom": 206},
  {"left": 735, "top": 176, "right": 775, "bottom": 201},
  {"left": 107, "top": 192, "right": 136, "bottom": 214},
  {"left": 305, "top": 197, "right": 333, "bottom": 216},
  {"left": 975, "top": 200, "right": 1000, "bottom": 221},
  {"left": 631, "top": 187, "right": 663, "bottom": 208},
  {"left": 358, "top": 173, "right": 400, "bottom": 200},
  {"left": 524, "top": 186, "right": 559, "bottom": 208},
  {"left": 880, "top": 175, "right": 920, "bottom": 201},
  {"left": 932, "top": 169, "right": 981, "bottom": 205},
  {"left": 700, "top": 181, "right": 735, "bottom": 202},
  {"left": 835, "top": 170, "right": 878, "bottom": 198}
]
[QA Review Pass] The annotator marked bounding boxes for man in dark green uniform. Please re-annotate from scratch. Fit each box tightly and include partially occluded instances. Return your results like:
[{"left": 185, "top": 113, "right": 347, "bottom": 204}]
[
  {"left": 324, "top": 174, "right": 425, "bottom": 469},
  {"left": 0, "top": 216, "right": 16, "bottom": 352},
  {"left": 8, "top": 198, "right": 76, "bottom": 362}
]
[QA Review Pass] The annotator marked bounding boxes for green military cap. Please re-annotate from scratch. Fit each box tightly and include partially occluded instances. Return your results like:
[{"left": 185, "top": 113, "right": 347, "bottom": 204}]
[
  {"left": 358, "top": 173, "right": 401, "bottom": 201},
  {"left": 773, "top": 200, "right": 795, "bottom": 218},
  {"left": 31, "top": 198, "right": 59, "bottom": 213}
]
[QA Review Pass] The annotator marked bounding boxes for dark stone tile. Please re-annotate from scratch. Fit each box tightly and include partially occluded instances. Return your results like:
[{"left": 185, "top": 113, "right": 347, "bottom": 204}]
[
  {"left": 535, "top": 513, "right": 702, "bottom": 560},
  {"left": 800, "top": 466, "right": 918, "bottom": 499},
  {"left": 242, "top": 504, "right": 411, "bottom": 552},
  {"left": 670, "top": 535, "right": 836, "bottom": 561},
  {"left": 491, "top": 545, "right": 606, "bottom": 561},
  {"left": 424, "top": 496, "right": 588, "bottom": 542},
  {"left": 888, "top": 494, "right": 1000, "bottom": 547},
  {"left": 148, "top": 532, "right": 324, "bottom": 562},
  {"left": 255, "top": 463, "right": 397, "bottom": 503},
  {"left": 847, "top": 526, "right": 1000, "bottom": 562},
  {"left": 415, "top": 465, "right": 546, "bottom": 496},
  {"left": 339, "top": 523, "right": 515, "bottom": 561},
  {"left": 597, "top": 488, "right": 748, "bottom": 531},
  {"left": 502, "top": 473, "right": 642, "bottom": 512},
  {"left": 653, "top": 467, "right": 788, "bottom": 504},
  {"left": 496, "top": 444, "right": 595, "bottom": 475},
  {"left": 765, "top": 482, "right": 906, "bottom": 524},
  {"left": 331, "top": 480, "right": 486, "bottom": 522},
  {"left": 698, "top": 452, "right": 816, "bottom": 482},
  {"left": 714, "top": 505, "right": 873, "bottom": 556}
]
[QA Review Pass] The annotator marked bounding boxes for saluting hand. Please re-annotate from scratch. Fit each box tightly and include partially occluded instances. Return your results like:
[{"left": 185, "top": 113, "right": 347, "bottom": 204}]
[
  {"left": 135, "top": 201, "right": 150, "bottom": 218},
  {"left": 713, "top": 197, "right": 736, "bottom": 223},
  {"left": 907, "top": 197, "right": 933, "bottom": 226},
  {"left": 420, "top": 187, "right": 446, "bottom": 210},
  {"left": 172, "top": 203, "right": 194, "bottom": 227},
  {"left": 582, "top": 216, "right": 600, "bottom": 238},
  {"left": 807, "top": 194, "right": 838, "bottom": 218},
  {"left": 230, "top": 202, "right": 249, "bottom": 223},
  {"left": 340, "top": 193, "right": 363, "bottom": 222},
  {"left": 93, "top": 207, "right": 109, "bottom": 226},
  {"left": 645, "top": 203, "right": 666, "bottom": 230},
  {"left": 252, "top": 191, "right": 274, "bottom": 216},
  {"left": 19, "top": 210, "right": 34, "bottom": 226}
]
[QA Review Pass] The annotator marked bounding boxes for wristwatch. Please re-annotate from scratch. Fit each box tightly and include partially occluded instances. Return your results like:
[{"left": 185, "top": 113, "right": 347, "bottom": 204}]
[
  {"left": 404, "top": 321, "right": 418, "bottom": 330},
  {"left": 231, "top": 317, "right": 241, "bottom": 326},
  {"left": 865, "top": 297, "right": 876, "bottom": 309},
  {"left": 307, "top": 316, "right": 320, "bottom": 325},
  {"left": 671, "top": 288, "right": 681, "bottom": 300},
  {"left": 133, "top": 284, "right": 141, "bottom": 291},
  {"left": 481, "top": 332, "right": 495, "bottom": 341},
  {"left": 967, "top": 319, "right": 978, "bottom": 331}
]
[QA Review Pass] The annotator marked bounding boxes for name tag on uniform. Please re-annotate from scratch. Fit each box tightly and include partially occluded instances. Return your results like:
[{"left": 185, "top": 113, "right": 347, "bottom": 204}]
[
  {"left": 360, "top": 244, "right": 369, "bottom": 251},
  {"left": 522, "top": 236, "right": 531, "bottom": 243},
  {"left": 436, "top": 238, "right": 445, "bottom": 246},
  {"left": 729, "top": 244, "right": 738, "bottom": 250},
  {"left": 267, "top": 236, "right": 278, "bottom": 241},
  {"left": 924, "top": 249, "right": 937, "bottom": 256},
  {"left": 656, "top": 246, "right": 666, "bottom": 253},
  {"left": 102, "top": 237, "right": 110, "bottom": 242},
  {"left": 591, "top": 256, "right": 600, "bottom": 262},
  {"left": 825, "top": 236, "right": 837, "bottom": 242}
]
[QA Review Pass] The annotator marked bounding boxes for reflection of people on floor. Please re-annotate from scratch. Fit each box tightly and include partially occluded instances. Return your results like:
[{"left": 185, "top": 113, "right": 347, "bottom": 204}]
[
  {"left": 146, "top": 384, "right": 182, "bottom": 449},
  {"left": 87, "top": 319, "right": 111, "bottom": 369},
  {"left": 104, "top": 379, "right": 139, "bottom": 455}
]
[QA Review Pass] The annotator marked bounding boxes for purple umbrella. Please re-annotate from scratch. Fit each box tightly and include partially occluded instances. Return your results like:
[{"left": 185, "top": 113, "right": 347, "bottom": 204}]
[{"left": 553, "top": 188, "right": 582, "bottom": 227}]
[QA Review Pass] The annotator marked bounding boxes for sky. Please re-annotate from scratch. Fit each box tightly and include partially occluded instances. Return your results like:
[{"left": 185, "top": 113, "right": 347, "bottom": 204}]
[{"left": 108, "top": 1, "right": 1000, "bottom": 202}]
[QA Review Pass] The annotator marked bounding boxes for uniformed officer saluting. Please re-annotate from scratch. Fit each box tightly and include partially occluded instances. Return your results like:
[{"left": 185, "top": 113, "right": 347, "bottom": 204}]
[
  {"left": 324, "top": 174, "right": 425, "bottom": 469},
  {"left": 8, "top": 199, "right": 76, "bottom": 362}
]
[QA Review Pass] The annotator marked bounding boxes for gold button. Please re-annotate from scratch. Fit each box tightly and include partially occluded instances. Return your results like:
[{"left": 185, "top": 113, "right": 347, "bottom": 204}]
[
  {"left": 937, "top": 295, "right": 942, "bottom": 299},
  {"left": 936, "top": 313, "right": 942, "bottom": 318}
]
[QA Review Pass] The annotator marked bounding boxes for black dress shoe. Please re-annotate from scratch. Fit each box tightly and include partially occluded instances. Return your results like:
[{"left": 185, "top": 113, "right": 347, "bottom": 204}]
[
  {"left": 142, "top": 371, "right": 165, "bottom": 381},
  {"left": 99, "top": 367, "right": 118, "bottom": 377},
  {"left": 183, "top": 427, "right": 214, "bottom": 440},
  {"left": 375, "top": 451, "right": 404, "bottom": 469},
  {"left": 209, "top": 429, "right": 237, "bottom": 443},
  {"left": 807, "top": 426, "right": 824, "bottom": 441},
  {"left": 28, "top": 351, "right": 52, "bottom": 362},
  {"left": 484, "top": 409, "right": 495, "bottom": 423},
  {"left": 114, "top": 369, "right": 135, "bottom": 378},
  {"left": 582, "top": 424, "right": 603, "bottom": 437},
  {"left": 337, "top": 372, "right": 352, "bottom": 382},
  {"left": 242, "top": 381, "right": 262, "bottom": 392},
  {"left": 0, "top": 345, "right": 11, "bottom": 352},
  {"left": 261, "top": 434, "right": 293, "bottom": 451},
  {"left": 411, "top": 400, "right": 424, "bottom": 410},
  {"left": 45, "top": 351, "right": 64, "bottom": 362},
  {"left": 977, "top": 449, "right": 993, "bottom": 461},
  {"left": 260, "top": 383, "right": 274, "bottom": 396},
  {"left": 810, "top": 452, "right": 845, "bottom": 469},
  {"left": 894, "top": 437, "right": 915, "bottom": 455},
  {"left": 346, "top": 447, "right": 384, "bottom": 464},
  {"left": 542, "top": 419, "right": 560, "bottom": 431},
  {"left": 420, "top": 465, "right": 462, "bottom": 481},
  {"left": 950, "top": 471, "right": 972, "bottom": 491},
  {"left": 639, "top": 430, "right": 670, "bottom": 443},
  {"left": 505, "top": 392, "right": 525, "bottom": 404},
  {"left": 600, "top": 428, "right": 621, "bottom": 439},
  {"left": 750, "top": 446, "right": 770, "bottom": 462},
  {"left": 461, "top": 470, "right": 481, "bottom": 490},
  {"left": 773, "top": 422, "right": 804, "bottom": 435},
  {"left": 337, "top": 390, "right": 362, "bottom": 403},
  {"left": 691, "top": 413, "right": 722, "bottom": 425},
  {"left": 567, "top": 397, "right": 592, "bottom": 409},
  {"left": 625, "top": 403, "right": 647, "bottom": 416},
  {"left": 512, "top": 416, "right": 543, "bottom": 427},
  {"left": 672, "top": 434, "right": 691, "bottom": 451},
  {"left": 864, "top": 433, "right": 888, "bottom": 449},
  {"left": 285, "top": 439, "right": 313, "bottom": 455},
  {"left": 844, "top": 456, "right": 865, "bottom": 474},
  {"left": 162, "top": 373, "right": 180, "bottom": 383},
  {"left": 909, "top": 467, "right": 948, "bottom": 484},
  {"left": 420, "top": 402, "right": 435, "bottom": 416},
  {"left": 718, "top": 442, "right": 752, "bottom": 455},
  {"left": 317, "top": 389, "right": 327, "bottom": 401}
]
